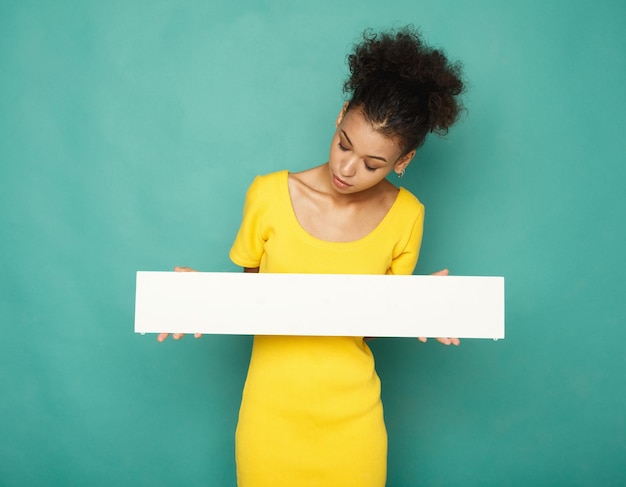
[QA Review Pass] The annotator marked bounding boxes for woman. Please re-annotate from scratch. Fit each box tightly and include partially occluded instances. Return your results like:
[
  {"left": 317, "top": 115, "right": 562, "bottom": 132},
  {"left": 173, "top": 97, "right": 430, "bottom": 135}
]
[{"left": 160, "top": 26, "right": 464, "bottom": 487}]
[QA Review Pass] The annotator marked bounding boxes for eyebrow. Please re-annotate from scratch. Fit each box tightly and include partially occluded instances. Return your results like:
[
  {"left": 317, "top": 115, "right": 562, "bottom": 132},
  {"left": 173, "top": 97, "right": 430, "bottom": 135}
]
[{"left": 341, "top": 130, "right": 388, "bottom": 163}]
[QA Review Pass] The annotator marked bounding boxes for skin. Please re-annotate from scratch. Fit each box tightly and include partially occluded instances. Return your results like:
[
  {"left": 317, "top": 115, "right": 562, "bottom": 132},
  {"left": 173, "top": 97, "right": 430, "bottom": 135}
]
[
  {"left": 157, "top": 105, "right": 460, "bottom": 346},
  {"left": 287, "top": 104, "right": 414, "bottom": 243}
]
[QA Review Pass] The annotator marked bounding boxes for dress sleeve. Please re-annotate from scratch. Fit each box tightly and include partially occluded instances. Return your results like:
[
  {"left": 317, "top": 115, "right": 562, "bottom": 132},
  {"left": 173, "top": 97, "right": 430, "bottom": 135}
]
[
  {"left": 387, "top": 203, "right": 424, "bottom": 275},
  {"left": 229, "top": 175, "right": 267, "bottom": 268}
]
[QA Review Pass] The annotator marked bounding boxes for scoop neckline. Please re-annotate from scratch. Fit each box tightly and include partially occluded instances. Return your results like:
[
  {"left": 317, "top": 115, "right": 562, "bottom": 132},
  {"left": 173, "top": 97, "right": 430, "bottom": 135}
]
[{"left": 281, "top": 170, "right": 405, "bottom": 247}]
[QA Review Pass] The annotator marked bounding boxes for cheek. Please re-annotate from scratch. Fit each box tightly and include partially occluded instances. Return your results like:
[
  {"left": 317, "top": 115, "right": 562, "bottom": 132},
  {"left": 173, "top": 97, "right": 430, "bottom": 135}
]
[{"left": 328, "top": 142, "right": 342, "bottom": 163}]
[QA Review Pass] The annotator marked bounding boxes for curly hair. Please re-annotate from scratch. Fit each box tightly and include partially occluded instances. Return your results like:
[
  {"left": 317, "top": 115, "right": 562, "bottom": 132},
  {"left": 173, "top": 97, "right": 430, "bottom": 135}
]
[{"left": 344, "top": 26, "right": 465, "bottom": 154}]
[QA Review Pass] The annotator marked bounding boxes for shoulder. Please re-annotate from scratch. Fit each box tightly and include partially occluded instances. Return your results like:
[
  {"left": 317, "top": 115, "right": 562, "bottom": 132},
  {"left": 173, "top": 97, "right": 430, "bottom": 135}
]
[
  {"left": 249, "top": 169, "right": 289, "bottom": 190},
  {"left": 396, "top": 187, "right": 425, "bottom": 217},
  {"left": 243, "top": 170, "right": 289, "bottom": 204}
]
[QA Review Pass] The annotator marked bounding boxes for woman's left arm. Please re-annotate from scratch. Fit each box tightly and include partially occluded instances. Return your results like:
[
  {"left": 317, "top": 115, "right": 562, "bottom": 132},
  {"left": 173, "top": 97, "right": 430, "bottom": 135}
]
[{"left": 418, "top": 268, "right": 460, "bottom": 346}]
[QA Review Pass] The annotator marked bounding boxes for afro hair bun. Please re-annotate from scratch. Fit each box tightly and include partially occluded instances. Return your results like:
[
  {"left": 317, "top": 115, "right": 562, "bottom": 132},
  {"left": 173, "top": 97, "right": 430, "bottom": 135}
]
[{"left": 344, "top": 26, "right": 465, "bottom": 150}]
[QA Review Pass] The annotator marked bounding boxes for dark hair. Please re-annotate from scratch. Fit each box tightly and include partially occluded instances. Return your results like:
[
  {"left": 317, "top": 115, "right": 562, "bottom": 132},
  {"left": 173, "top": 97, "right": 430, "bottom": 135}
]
[{"left": 344, "top": 26, "right": 465, "bottom": 154}]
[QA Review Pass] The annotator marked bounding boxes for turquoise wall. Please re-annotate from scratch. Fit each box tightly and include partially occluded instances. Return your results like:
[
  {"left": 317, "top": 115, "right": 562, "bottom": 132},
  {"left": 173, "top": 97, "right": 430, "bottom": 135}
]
[{"left": 2, "top": 1, "right": 625, "bottom": 485}]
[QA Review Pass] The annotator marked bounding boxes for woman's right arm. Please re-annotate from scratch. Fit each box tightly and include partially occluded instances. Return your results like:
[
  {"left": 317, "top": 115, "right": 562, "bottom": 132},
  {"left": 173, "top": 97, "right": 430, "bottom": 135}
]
[{"left": 157, "top": 266, "right": 202, "bottom": 342}]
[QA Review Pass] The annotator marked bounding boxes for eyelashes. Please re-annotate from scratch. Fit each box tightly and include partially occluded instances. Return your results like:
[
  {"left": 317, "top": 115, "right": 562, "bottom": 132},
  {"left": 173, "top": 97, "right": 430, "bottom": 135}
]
[
  {"left": 337, "top": 142, "right": 377, "bottom": 171},
  {"left": 364, "top": 163, "right": 377, "bottom": 172}
]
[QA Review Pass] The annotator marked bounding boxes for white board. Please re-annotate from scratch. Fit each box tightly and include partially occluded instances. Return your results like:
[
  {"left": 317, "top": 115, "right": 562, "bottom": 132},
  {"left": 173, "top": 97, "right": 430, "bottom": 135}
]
[{"left": 134, "top": 272, "right": 504, "bottom": 338}]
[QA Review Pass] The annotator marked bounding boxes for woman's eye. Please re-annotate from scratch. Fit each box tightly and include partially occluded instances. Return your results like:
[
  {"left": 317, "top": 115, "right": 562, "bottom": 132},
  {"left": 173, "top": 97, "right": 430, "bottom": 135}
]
[
  {"left": 338, "top": 142, "right": 349, "bottom": 152},
  {"left": 364, "top": 163, "right": 377, "bottom": 172}
]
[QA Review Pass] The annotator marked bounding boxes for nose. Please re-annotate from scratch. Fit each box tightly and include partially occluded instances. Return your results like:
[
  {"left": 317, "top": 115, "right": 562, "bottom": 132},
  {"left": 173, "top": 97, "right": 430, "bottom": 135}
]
[{"left": 339, "top": 156, "right": 358, "bottom": 177}]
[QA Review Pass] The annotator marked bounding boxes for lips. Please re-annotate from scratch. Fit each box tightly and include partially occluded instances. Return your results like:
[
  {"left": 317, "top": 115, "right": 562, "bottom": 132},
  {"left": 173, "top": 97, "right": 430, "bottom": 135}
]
[{"left": 333, "top": 174, "right": 351, "bottom": 188}]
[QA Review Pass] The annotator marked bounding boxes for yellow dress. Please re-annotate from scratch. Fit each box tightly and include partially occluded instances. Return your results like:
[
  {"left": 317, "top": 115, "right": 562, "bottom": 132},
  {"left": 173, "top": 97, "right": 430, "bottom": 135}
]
[{"left": 229, "top": 170, "right": 424, "bottom": 487}]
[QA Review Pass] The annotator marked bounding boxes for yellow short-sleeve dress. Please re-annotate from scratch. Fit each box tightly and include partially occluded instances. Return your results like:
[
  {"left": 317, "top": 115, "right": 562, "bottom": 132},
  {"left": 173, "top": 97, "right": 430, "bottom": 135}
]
[{"left": 229, "top": 170, "right": 424, "bottom": 487}]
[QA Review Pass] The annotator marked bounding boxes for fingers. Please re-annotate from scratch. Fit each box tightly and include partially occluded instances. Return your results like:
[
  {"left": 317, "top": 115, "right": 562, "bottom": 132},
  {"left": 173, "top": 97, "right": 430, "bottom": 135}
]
[
  {"left": 157, "top": 333, "right": 170, "bottom": 342},
  {"left": 157, "top": 332, "right": 203, "bottom": 342},
  {"left": 174, "top": 266, "right": 198, "bottom": 272},
  {"left": 417, "top": 337, "right": 461, "bottom": 346},
  {"left": 431, "top": 268, "right": 449, "bottom": 276},
  {"left": 156, "top": 333, "right": 184, "bottom": 341}
]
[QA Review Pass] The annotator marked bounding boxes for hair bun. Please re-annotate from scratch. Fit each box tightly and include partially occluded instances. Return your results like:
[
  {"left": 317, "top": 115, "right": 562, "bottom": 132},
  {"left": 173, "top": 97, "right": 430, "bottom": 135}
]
[{"left": 344, "top": 26, "right": 465, "bottom": 150}]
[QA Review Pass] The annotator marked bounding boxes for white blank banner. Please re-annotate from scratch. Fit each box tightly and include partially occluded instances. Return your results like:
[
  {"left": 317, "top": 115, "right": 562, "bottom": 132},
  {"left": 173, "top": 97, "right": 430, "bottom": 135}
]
[
  {"left": 135, "top": 271, "right": 504, "bottom": 338},
  {"left": 135, "top": 271, "right": 506, "bottom": 338}
]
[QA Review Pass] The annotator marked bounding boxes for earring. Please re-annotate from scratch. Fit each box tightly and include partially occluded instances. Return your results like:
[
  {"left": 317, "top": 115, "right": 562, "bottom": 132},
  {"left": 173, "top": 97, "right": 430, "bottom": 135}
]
[{"left": 397, "top": 168, "right": 405, "bottom": 179}]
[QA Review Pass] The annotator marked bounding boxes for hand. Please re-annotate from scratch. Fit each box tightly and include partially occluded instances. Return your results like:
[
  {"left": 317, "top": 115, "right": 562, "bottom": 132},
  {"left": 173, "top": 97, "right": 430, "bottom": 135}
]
[
  {"left": 417, "top": 268, "right": 460, "bottom": 346},
  {"left": 418, "top": 336, "right": 461, "bottom": 346},
  {"left": 157, "top": 266, "right": 203, "bottom": 342},
  {"left": 430, "top": 268, "right": 449, "bottom": 277}
]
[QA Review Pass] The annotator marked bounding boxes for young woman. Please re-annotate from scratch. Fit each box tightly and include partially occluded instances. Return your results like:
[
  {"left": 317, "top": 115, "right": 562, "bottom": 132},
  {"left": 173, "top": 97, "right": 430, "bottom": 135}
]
[{"left": 159, "top": 26, "right": 464, "bottom": 487}]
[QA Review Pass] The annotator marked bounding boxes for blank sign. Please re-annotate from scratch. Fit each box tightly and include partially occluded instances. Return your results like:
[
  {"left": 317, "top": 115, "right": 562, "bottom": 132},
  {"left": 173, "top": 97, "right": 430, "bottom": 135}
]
[{"left": 134, "top": 272, "right": 505, "bottom": 338}]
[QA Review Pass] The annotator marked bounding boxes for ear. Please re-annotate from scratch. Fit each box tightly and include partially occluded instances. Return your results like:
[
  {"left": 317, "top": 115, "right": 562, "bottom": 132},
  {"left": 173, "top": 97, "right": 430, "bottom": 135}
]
[
  {"left": 335, "top": 102, "right": 350, "bottom": 128},
  {"left": 394, "top": 150, "right": 416, "bottom": 175}
]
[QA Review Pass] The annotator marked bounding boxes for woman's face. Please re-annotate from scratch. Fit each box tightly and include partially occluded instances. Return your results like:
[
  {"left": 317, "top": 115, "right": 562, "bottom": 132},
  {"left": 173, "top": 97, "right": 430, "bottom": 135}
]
[{"left": 327, "top": 105, "right": 414, "bottom": 194}]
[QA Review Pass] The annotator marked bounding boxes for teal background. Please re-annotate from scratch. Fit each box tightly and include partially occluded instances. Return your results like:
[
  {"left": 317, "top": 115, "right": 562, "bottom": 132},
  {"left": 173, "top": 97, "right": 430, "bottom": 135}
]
[{"left": 1, "top": 0, "right": 625, "bottom": 485}]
